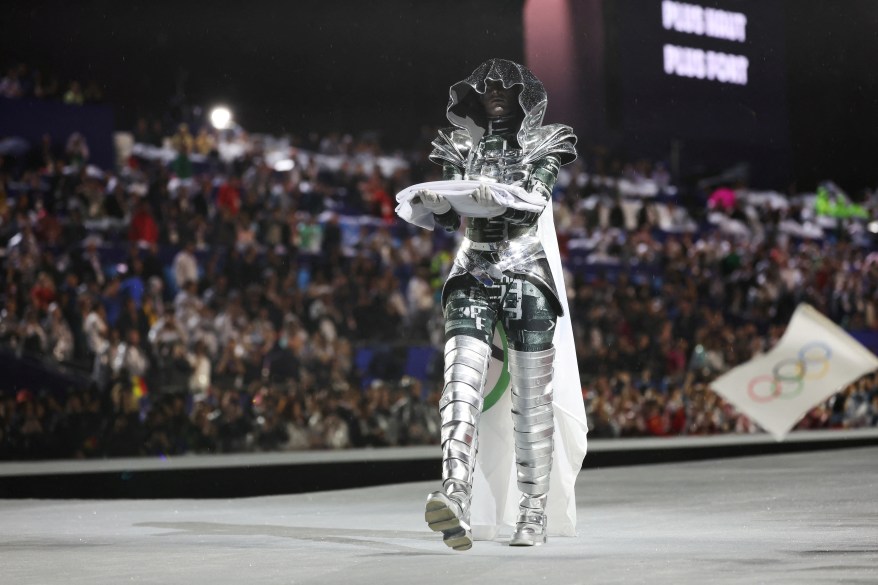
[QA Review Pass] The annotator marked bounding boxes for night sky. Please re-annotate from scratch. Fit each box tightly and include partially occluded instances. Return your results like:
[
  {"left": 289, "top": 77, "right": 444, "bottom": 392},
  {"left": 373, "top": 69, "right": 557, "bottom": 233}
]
[{"left": 3, "top": 0, "right": 878, "bottom": 191}]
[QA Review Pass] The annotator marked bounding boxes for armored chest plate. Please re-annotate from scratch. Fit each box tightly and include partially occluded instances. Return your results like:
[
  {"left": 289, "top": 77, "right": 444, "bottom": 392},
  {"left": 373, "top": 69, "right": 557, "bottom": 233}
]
[{"left": 465, "top": 135, "right": 531, "bottom": 186}]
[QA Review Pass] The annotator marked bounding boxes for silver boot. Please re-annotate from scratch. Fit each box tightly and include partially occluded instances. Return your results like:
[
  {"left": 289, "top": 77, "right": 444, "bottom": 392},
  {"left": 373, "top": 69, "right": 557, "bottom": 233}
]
[
  {"left": 425, "top": 335, "right": 491, "bottom": 551},
  {"left": 508, "top": 346, "right": 555, "bottom": 546}
]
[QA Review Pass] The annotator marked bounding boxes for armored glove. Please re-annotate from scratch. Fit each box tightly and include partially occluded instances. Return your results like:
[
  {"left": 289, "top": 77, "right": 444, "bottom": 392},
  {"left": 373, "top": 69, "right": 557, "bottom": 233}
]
[
  {"left": 470, "top": 183, "right": 505, "bottom": 217},
  {"left": 416, "top": 189, "right": 451, "bottom": 215}
]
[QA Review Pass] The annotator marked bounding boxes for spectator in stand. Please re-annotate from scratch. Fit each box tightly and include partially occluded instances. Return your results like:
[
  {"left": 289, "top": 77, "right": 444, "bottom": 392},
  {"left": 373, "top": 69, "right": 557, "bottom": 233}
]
[
  {"left": 0, "top": 66, "right": 23, "bottom": 98},
  {"left": 20, "top": 308, "right": 48, "bottom": 354},
  {"left": 217, "top": 176, "right": 242, "bottom": 217},
  {"left": 2, "top": 103, "right": 878, "bottom": 461},
  {"left": 392, "top": 376, "right": 438, "bottom": 446},
  {"left": 32, "top": 70, "right": 60, "bottom": 100},
  {"left": 129, "top": 200, "right": 159, "bottom": 245},
  {"left": 44, "top": 303, "right": 74, "bottom": 362},
  {"left": 405, "top": 264, "right": 434, "bottom": 342},
  {"left": 171, "top": 124, "right": 195, "bottom": 179},
  {"left": 111, "top": 329, "right": 150, "bottom": 379},
  {"left": 194, "top": 127, "right": 217, "bottom": 156},
  {"left": 62, "top": 81, "right": 84, "bottom": 105},
  {"left": 133, "top": 118, "right": 152, "bottom": 145},
  {"left": 82, "top": 80, "right": 103, "bottom": 103},
  {"left": 65, "top": 133, "right": 89, "bottom": 167},
  {"left": 29, "top": 271, "right": 56, "bottom": 313},
  {"left": 187, "top": 340, "right": 212, "bottom": 395},
  {"left": 172, "top": 240, "right": 199, "bottom": 290},
  {"left": 708, "top": 186, "right": 737, "bottom": 211}
]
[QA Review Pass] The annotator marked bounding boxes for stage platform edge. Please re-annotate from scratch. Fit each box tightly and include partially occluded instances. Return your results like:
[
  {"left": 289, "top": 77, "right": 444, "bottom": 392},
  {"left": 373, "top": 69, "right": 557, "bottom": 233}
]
[{"left": 1, "top": 428, "right": 877, "bottom": 499}]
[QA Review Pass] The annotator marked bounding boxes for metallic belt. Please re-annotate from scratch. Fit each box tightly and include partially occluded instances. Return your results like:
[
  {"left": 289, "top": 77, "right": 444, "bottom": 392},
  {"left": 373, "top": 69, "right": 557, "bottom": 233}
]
[{"left": 463, "top": 239, "right": 506, "bottom": 252}]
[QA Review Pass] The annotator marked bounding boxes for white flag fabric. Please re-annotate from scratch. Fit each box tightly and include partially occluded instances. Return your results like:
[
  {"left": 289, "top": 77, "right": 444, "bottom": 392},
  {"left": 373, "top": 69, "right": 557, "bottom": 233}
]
[
  {"left": 468, "top": 200, "right": 588, "bottom": 540},
  {"left": 395, "top": 180, "right": 547, "bottom": 231},
  {"left": 711, "top": 303, "right": 878, "bottom": 441}
]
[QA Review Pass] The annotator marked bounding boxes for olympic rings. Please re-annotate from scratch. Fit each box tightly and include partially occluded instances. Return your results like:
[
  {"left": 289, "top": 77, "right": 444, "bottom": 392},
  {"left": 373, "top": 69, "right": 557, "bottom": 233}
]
[{"left": 746, "top": 342, "right": 832, "bottom": 403}]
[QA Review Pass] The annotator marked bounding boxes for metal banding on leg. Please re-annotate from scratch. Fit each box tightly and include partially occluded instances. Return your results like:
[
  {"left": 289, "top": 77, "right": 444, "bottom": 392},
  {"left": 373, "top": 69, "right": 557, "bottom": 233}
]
[
  {"left": 444, "top": 351, "right": 489, "bottom": 377},
  {"left": 442, "top": 454, "right": 476, "bottom": 484},
  {"left": 441, "top": 388, "right": 483, "bottom": 413},
  {"left": 507, "top": 346, "right": 556, "bottom": 547},
  {"left": 507, "top": 372, "right": 554, "bottom": 391},
  {"left": 507, "top": 347, "right": 555, "bottom": 368},
  {"left": 439, "top": 387, "right": 484, "bottom": 410},
  {"left": 440, "top": 368, "right": 485, "bottom": 399},
  {"left": 515, "top": 424, "right": 555, "bottom": 440},
  {"left": 441, "top": 401, "right": 481, "bottom": 428},
  {"left": 427, "top": 335, "right": 492, "bottom": 551},
  {"left": 512, "top": 408, "right": 555, "bottom": 428},
  {"left": 513, "top": 436, "right": 553, "bottom": 452},
  {"left": 515, "top": 452, "right": 553, "bottom": 469},
  {"left": 511, "top": 391, "right": 553, "bottom": 410},
  {"left": 445, "top": 334, "right": 495, "bottom": 357},
  {"left": 440, "top": 421, "right": 476, "bottom": 445}
]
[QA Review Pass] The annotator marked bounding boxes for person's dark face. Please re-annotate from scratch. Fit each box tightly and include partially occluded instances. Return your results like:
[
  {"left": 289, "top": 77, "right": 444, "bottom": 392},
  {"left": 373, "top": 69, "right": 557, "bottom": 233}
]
[{"left": 479, "top": 80, "right": 517, "bottom": 117}]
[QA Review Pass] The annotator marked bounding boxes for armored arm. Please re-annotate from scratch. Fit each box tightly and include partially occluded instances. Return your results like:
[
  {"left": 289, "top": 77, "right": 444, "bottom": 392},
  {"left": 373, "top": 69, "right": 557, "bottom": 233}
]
[
  {"left": 431, "top": 163, "right": 462, "bottom": 232},
  {"left": 500, "top": 154, "right": 561, "bottom": 225},
  {"left": 427, "top": 130, "right": 469, "bottom": 232}
]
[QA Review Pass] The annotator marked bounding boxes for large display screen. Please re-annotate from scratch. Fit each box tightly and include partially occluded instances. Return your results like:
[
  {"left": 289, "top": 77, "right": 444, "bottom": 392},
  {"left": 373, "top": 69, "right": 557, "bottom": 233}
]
[{"left": 602, "top": 0, "right": 790, "bottom": 186}]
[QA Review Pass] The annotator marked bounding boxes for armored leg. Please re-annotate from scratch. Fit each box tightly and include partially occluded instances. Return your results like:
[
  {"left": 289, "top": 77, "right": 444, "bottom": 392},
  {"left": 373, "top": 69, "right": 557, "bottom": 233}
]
[
  {"left": 508, "top": 346, "right": 555, "bottom": 546},
  {"left": 425, "top": 335, "right": 491, "bottom": 551}
]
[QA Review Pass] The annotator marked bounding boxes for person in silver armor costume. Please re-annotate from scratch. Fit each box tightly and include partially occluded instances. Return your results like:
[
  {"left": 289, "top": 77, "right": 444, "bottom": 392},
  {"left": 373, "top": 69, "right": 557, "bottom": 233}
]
[{"left": 415, "top": 59, "right": 578, "bottom": 550}]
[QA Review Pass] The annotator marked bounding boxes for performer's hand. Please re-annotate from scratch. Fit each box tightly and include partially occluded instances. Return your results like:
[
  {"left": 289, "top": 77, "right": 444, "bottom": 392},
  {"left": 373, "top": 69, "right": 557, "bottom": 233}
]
[
  {"left": 470, "top": 183, "right": 505, "bottom": 216},
  {"left": 416, "top": 189, "right": 451, "bottom": 215}
]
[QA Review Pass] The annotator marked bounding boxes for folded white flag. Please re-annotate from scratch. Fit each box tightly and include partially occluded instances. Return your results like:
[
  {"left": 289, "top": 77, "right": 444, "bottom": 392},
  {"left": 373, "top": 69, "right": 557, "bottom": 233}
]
[
  {"left": 395, "top": 180, "right": 546, "bottom": 230},
  {"left": 711, "top": 303, "right": 878, "bottom": 441}
]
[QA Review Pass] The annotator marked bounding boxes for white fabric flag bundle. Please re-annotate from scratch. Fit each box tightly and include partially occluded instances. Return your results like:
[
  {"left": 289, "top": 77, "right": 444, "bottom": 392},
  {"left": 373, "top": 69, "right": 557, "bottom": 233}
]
[
  {"left": 395, "top": 179, "right": 589, "bottom": 539},
  {"left": 711, "top": 303, "right": 878, "bottom": 441},
  {"left": 395, "top": 180, "right": 545, "bottom": 230}
]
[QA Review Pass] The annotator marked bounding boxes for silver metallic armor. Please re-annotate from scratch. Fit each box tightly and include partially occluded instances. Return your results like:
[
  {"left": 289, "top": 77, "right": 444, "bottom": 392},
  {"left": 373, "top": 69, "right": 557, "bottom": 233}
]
[
  {"left": 424, "top": 335, "right": 491, "bottom": 551},
  {"left": 508, "top": 346, "right": 555, "bottom": 545},
  {"left": 422, "top": 59, "right": 577, "bottom": 549}
]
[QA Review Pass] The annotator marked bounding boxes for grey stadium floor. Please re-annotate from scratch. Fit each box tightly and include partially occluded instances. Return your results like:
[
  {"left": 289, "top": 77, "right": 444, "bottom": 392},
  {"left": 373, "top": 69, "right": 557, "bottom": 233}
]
[{"left": 1, "top": 446, "right": 876, "bottom": 585}]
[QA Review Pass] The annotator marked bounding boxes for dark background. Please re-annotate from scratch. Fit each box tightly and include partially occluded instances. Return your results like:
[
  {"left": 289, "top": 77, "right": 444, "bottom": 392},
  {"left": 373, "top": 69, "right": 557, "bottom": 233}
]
[
  {"left": 1, "top": 0, "right": 524, "bottom": 147},
  {"left": 783, "top": 1, "right": 878, "bottom": 193},
  {"left": 2, "top": 0, "right": 878, "bottom": 191},
  {"left": 601, "top": 0, "right": 791, "bottom": 187}
]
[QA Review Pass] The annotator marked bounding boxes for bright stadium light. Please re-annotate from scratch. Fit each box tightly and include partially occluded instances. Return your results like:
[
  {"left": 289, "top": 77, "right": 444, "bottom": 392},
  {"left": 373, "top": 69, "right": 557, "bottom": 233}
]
[{"left": 210, "top": 106, "right": 233, "bottom": 130}]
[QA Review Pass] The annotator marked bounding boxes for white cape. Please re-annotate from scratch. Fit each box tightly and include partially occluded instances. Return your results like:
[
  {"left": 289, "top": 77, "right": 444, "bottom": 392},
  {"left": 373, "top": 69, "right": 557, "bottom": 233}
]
[{"left": 396, "top": 180, "right": 589, "bottom": 539}]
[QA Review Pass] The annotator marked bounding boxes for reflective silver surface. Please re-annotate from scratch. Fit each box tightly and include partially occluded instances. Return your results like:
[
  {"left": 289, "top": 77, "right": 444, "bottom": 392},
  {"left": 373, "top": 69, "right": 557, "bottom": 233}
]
[
  {"left": 443, "top": 59, "right": 577, "bottom": 166},
  {"left": 430, "top": 334, "right": 492, "bottom": 548},
  {"left": 454, "top": 234, "right": 544, "bottom": 287},
  {"left": 508, "top": 347, "right": 556, "bottom": 546},
  {"left": 425, "top": 490, "right": 473, "bottom": 551},
  {"left": 429, "top": 128, "right": 472, "bottom": 169},
  {"left": 429, "top": 59, "right": 577, "bottom": 171},
  {"left": 423, "top": 59, "right": 578, "bottom": 549}
]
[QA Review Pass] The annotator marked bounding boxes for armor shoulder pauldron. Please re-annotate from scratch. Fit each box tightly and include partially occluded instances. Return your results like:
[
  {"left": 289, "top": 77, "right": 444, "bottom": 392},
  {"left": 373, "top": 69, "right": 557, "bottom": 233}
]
[
  {"left": 429, "top": 128, "right": 472, "bottom": 168},
  {"left": 520, "top": 123, "right": 577, "bottom": 166}
]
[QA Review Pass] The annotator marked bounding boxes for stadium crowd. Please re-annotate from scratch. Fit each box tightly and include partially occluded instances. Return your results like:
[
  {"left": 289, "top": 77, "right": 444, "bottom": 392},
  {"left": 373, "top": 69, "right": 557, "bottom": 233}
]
[
  {"left": 1, "top": 61, "right": 104, "bottom": 105},
  {"left": 2, "top": 99, "right": 878, "bottom": 459}
]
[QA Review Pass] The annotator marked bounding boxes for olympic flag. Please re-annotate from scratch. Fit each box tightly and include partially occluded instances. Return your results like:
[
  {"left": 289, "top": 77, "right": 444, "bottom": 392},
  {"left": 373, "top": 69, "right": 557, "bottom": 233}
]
[{"left": 710, "top": 303, "right": 878, "bottom": 441}]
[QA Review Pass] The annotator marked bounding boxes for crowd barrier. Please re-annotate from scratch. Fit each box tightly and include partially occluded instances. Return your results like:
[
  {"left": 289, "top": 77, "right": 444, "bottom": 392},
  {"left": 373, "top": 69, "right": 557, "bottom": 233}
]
[{"left": 2, "top": 428, "right": 876, "bottom": 499}]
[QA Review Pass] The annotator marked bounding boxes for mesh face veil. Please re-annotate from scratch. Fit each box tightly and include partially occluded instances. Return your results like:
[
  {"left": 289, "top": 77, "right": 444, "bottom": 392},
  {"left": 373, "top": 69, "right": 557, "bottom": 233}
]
[{"left": 446, "top": 59, "right": 548, "bottom": 153}]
